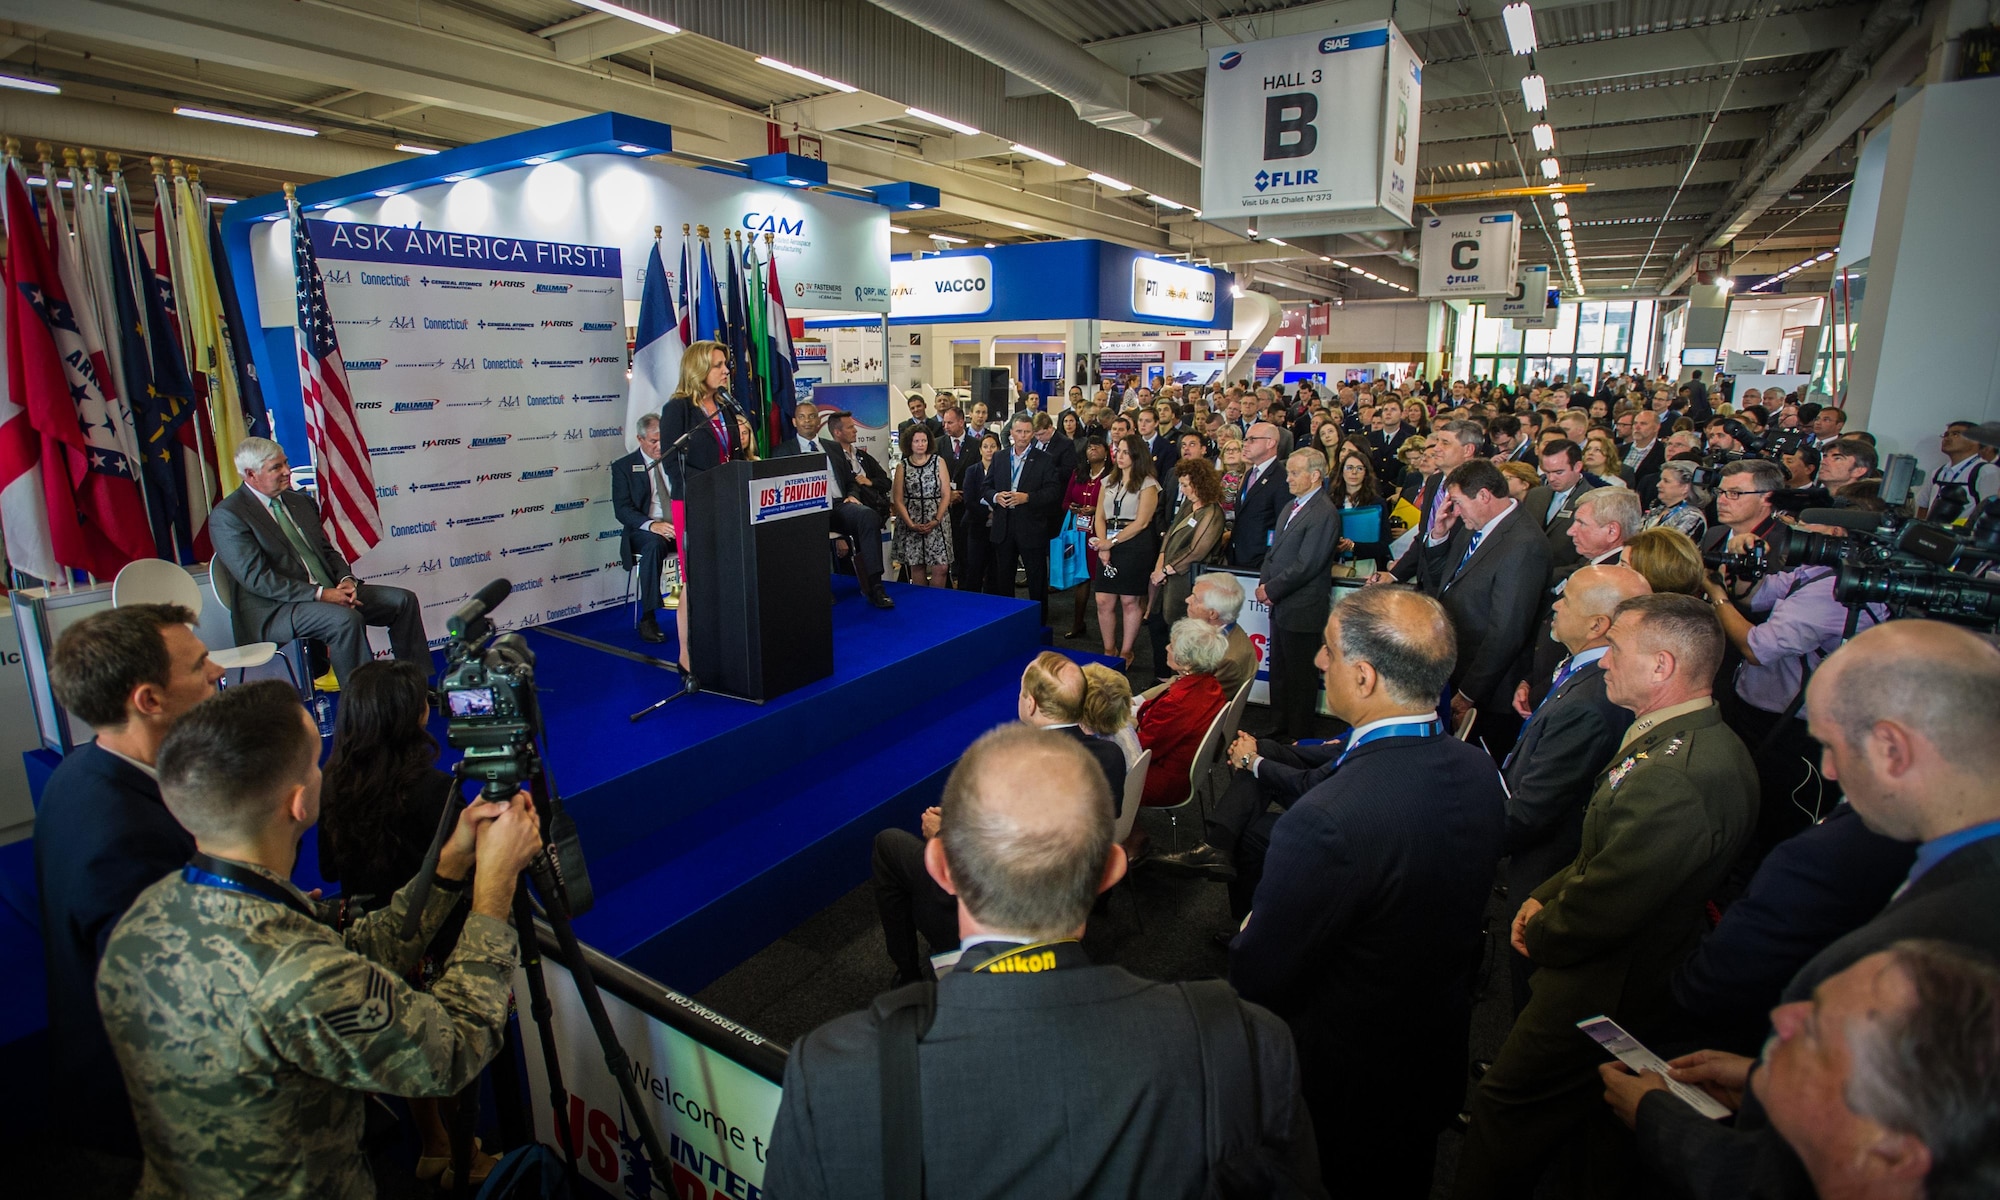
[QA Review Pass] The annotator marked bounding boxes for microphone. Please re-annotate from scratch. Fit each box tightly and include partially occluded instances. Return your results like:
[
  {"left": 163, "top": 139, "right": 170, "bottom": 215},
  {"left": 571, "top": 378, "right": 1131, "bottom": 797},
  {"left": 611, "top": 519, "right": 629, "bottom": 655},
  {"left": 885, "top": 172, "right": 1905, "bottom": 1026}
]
[
  {"left": 714, "top": 387, "right": 742, "bottom": 418},
  {"left": 1797, "top": 507, "right": 1885, "bottom": 533},
  {"left": 448, "top": 577, "right": 513, "bottom": 637}
]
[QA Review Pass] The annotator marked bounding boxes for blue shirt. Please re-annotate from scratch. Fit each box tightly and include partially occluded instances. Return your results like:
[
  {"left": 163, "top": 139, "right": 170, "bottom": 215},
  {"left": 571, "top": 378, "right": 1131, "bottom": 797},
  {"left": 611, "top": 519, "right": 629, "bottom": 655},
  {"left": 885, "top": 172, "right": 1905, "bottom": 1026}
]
[{"left": 1906, "top": 817, "right": 2000, "bottom": 889}]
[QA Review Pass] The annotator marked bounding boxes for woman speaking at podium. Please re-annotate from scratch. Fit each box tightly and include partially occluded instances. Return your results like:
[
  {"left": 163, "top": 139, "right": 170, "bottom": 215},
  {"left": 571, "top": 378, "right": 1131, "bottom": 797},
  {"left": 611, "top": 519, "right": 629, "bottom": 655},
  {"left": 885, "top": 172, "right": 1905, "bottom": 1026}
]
[{"left": 658, "top": 340, "right": 741, "bottom": 672}]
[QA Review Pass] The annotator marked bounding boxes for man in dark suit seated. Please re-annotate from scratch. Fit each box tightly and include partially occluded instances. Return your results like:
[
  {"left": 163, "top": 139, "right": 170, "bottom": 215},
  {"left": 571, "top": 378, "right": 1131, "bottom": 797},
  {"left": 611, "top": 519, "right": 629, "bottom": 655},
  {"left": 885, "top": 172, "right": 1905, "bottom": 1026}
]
[
  {"left": 773, "top": 724, "right": 1321, "bottom": 1198},
  {"left": 36, "top": 604, "right": 223, "bottom": 1155},
  {"left": 1454, "top": 594, "right": 1758, "bottom": 1200},
  {"left": 869, "top": 652, "right": 1126, "bottom": 988},
  {"left": 210, "top": 438, "right": 428, "bottom": 686},
  {"left": 1228, "top": 422, "right": 1288, "bottom": 569},
  {"left": 1499, "top": 564, "right": 1647, "bottom": 1015},
  {"left": 1608, "top": 620, "right": 2000, "bottom": 1196},
  {"left": 1232, "top": 586, "right": 1507, "bottom": 1198},
  {"left": 982, "top": 413, "right": 1063, "bottom": 620},
  {"left": 779, "top": 409, "right": 895, "bottom": 609},
  {"left": 610, "top": 414, "right": 675, "bottom": 642},
  {"left": 1258, "top": 449, "right": 1342, "bottom": 740}
]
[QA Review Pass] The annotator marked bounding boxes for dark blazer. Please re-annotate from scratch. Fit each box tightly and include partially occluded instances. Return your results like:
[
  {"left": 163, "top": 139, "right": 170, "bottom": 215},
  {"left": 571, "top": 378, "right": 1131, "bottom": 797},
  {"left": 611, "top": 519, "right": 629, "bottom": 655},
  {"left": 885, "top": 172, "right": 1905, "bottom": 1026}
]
[
  {"left": 657, "top": 393, "right": 741, "bottom": 496},
  {"left": 982, "top": 446, "right": 1061, "bottom": 545},
  {"left": 960, "top": 461, "right": 994, "bottom": 540},
  {"left": 1260, "top": 489, "right": 1341, "bottom": 633},
  {"left": 1233, "top": 734, "right": 1508, "bottom": 1135},
  {"left": 609, "top": 448, "right": 666, "bottom": 569},
  {"left": 209, "top": 484, "right": 352, "bottom": 646},
  {"left": 1228, "top": 457, "right": 1288, "bottom": 568},
  {"left": 1623, "top": 440, "right": 1667, "bottom": 489},
  {"left": 1057, "top": 724, "right": 1128, "bottom": 816},
  {"left": 936, "top": 428, "right": 981, "bottom": 486},
  {"left": 1669, "top": 802, "right": 1914, "bottom": 1052},
  {"left": 1032, "top": 434, "right": 1077, "bottom": 537},
  {"left": 35, "top": 743, "right": 195, "bottom": 1149},
  {"left": 1368, "top": 424, "right": 1415, "bottom": 481},
  {"left": 766, "top": 963, "right": 1317, "bottom": 1199},
  {"left": 1522, "top": 477, "right": 1601, "bottom": 573},
  {"left": 818, "top": 438, "right": 891, "bottom": 519},
  {"left": 1388, "top": 473, "right": 1446, "bottom": 581},
  {"left": 1142, "top": 432, "right": 1179, "bottom": 478},
  {"left": 1427, "top": 503, "right": 1553, "bottom": 712},
  {"left": 1502, "top": 659, "right": 1632, "bottom": 903},
  {"left": 896, "top": 415, "right": 945, "bottom": 448}
]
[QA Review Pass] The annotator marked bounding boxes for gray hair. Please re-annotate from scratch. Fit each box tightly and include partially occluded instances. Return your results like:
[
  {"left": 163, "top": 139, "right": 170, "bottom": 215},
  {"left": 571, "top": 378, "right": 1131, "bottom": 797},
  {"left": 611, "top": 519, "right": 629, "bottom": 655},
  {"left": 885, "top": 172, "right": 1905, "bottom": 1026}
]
[
  {"left": 938, "top": 725, "right": 1113, "bottom": 939},
  {"left": 1332, "top": 586, "right": 1456, "bottom": 707},
  {"left": 1657, "top": 460, "right": 1715, "bottom": 508},
  {"left": 1010, "top": 411, "right": 1036, "bottom": 430},
  {"left": 1287, "top": 447, "right": 1328, "bottom": 479},
  {"left": 233, "top": 436, "right": 283, "bottom": 476},
  {"left": 1192, "top": 571, "right": 1245, "bottom": 623},
  {"left": 1576, "top": 486, "right": 1643, "bottom": 537},
  {"left": 636, "top": 413, "right": 661, "bottom": 436},
  {"left": 1719, "top": 457, "right": 1786, "bottom": 493},
  {"left": 1611, "top": 593, "right": 1724, "bottom": 688},
  {"left": 1434, "top": 418, "right": 1486, "bottom": 447},
  {"left": 1169, "top": 617, "right": 1229, "bottom": 676},
  {"left": 1844, "top": 940, "right": 2000, "bottom": 1200}
]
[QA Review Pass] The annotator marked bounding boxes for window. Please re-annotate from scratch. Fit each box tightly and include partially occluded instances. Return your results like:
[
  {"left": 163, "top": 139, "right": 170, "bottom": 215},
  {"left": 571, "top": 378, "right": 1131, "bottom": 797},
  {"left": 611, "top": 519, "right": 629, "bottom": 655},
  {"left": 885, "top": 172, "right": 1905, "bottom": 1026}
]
[{"left": 1461, "top": 300, "right": 1651, "bottom": 386}]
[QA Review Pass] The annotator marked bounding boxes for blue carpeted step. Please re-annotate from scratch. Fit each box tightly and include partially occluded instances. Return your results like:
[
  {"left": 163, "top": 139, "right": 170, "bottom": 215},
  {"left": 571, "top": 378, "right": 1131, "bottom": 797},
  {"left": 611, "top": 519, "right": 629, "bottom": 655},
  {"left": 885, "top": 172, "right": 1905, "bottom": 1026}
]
[{"left": 570, "top": 653, "right": 1039, "bottom": 993}]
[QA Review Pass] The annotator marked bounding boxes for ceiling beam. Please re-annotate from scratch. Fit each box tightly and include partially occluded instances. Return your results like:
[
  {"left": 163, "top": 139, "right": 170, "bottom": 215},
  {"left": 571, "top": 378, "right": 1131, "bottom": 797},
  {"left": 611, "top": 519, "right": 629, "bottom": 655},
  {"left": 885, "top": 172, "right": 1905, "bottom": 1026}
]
[
  {"left": 1419, "top": 71, "right": 1806, "bottom": 144},
  {"left": 1419, "top": 112, "right": 1766, "bottom": 171},
  {"left": 0, "top": 89, "right": 400, "bottom": 177},
  {"left": 1422, "top": 7, "right": 1870, "bottom": 103},
  {"left": 545, "top": 20, "right": 675, "bottom": 65}
]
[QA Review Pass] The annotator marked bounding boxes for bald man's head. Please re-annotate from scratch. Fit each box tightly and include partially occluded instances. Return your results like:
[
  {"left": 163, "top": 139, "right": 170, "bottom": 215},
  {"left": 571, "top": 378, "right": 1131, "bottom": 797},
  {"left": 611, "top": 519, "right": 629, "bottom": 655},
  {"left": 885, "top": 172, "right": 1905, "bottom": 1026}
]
[
  {"left": 938, "top": 725, "right": 1116, "bottom": 938},
  {"left": 1553, "top": 564, "right": 1651, "bottom": 654},
  {"left": 1812, "top": 622, "right": 2000, "bottom": 782}
]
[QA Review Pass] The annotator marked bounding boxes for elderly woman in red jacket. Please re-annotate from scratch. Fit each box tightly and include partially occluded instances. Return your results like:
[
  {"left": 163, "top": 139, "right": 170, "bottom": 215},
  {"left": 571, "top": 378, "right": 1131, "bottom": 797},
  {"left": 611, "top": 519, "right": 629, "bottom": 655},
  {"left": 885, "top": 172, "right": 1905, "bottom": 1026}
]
[{"left": 1137, "top": 617, "right": 1231, "bottom": 807}]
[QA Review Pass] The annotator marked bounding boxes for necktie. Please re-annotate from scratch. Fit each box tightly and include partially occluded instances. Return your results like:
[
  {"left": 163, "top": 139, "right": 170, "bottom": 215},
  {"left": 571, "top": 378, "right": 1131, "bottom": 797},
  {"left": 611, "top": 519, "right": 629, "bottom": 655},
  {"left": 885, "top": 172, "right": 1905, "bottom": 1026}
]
[
  {"left": 1546, "top": 489, "right": 1569, "bottom": 524},
  {"left": 649, "top": 459, "right": 669, "bottom": 507},
  {"left": 1457, "top": 527, "right": 1485, "bottom": 572},
  {"left": 1010, "top": 453, "right": 1025, "bottom": 490},
  {"left": 269, "top": 495, "right": 334, "bottom": 588}
]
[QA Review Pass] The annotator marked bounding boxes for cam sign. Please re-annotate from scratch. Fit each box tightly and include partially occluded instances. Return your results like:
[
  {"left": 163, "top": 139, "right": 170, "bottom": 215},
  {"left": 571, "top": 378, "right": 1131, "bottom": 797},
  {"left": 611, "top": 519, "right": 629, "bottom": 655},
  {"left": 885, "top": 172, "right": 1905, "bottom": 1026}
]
[
  {"left": 1418, "top": 212, "right": 1521, "bottom": 299},
  {"left": 1200, "top": 22, "right": 1422, "bottom": 238},
  {"left": 890, "top": 254, "right": 993, "bottom": 319}
]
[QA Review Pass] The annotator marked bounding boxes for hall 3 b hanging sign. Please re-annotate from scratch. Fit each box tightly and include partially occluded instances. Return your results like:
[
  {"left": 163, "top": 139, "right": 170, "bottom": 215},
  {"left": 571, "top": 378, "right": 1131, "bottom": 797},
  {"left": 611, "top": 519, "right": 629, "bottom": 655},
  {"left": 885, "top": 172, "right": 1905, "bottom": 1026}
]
[
  {"left": 1200, "top": 21, "right": 1423, "bottom": 238},
  {"left": 1418, "top": 212, "right": 1521, "bottom": 299}
]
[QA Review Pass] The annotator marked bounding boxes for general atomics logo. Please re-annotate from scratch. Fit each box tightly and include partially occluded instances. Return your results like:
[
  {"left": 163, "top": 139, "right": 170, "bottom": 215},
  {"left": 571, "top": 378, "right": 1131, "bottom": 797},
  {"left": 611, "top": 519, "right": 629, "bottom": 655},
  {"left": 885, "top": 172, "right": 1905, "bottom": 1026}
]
[
  {"left": 393, "top": 400, "right": 438, "bottom": 413},
  {"left": 1219, "top": 50, "right": 1243, "bottom": 70},
  {"left": 368, "top": 443, "right": 418, "bottom": 456},
  {"left": 391, "top": 519, "right": 438, "bottom": 537},
  {"left": 471, "top": 435, "right": 511, "bottom": 448}
]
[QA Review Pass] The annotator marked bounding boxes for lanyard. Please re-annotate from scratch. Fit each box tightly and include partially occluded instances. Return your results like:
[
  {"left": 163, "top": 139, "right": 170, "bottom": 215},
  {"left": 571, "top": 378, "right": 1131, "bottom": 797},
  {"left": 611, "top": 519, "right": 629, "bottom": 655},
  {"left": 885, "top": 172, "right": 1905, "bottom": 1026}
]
[
  {"left": 1335, "top": 719, "right": 1443, "bottom": 767},
  {"left": 182, "top": 852, "right": 318, "bottom": 921},
  {"left": 964, "top": 938, "right": 1088, "bottom": 974}
]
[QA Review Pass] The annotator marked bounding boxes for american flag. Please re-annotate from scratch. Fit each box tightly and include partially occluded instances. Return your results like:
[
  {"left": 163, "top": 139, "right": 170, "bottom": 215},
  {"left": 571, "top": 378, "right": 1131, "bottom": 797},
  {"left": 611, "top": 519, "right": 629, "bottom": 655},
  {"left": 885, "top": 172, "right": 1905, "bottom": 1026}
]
[{"left": 288, "top": 199, "right": 381, "bottom": 561}]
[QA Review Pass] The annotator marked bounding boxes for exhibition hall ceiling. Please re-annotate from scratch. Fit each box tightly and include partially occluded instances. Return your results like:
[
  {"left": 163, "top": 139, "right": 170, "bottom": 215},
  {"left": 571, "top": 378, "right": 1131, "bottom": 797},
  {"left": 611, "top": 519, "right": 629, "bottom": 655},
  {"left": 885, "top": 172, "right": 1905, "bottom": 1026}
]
[{"left": 0, "top": 0, "right": 1931, "bottom": 301}]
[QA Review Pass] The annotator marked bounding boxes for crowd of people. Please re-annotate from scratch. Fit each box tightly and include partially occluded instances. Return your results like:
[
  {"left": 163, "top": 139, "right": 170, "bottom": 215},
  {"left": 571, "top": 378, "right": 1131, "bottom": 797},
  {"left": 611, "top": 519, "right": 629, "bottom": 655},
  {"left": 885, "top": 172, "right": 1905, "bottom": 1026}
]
[{"left": 26, "top": 361, "right": 2000, "bottom": 1199}]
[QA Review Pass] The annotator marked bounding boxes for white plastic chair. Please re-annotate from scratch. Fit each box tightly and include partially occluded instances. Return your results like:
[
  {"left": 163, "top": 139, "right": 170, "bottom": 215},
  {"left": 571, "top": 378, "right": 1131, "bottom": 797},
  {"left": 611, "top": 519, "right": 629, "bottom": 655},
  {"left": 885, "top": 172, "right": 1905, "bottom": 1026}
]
[
  {"left": 116, "top": 559, "right": 275, "bottom": 674},
  {"left": 1145, "top": 696, "right": 1234, "bottom": 856},
  {"left": 1219, "top": 679, "right": 1254, "bottom": 746},
  {"left": 1113, "top": 749, "right": 1151, "bottom": 847}
]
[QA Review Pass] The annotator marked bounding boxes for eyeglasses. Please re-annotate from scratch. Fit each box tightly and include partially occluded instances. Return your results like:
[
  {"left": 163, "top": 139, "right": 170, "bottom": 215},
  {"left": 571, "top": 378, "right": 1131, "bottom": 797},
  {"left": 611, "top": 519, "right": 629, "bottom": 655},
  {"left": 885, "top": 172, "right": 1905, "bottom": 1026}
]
[{"left": 1716, "top": 488, "right": 1773, "bottom": 500}]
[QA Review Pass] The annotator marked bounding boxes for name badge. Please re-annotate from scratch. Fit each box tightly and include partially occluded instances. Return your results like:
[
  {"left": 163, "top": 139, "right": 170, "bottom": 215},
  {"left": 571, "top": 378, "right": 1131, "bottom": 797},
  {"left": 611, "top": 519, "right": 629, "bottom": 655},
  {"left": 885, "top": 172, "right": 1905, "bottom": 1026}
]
[
  {"left": 1186, "top": 516, "right": 1199, "bottom": 529},
  {"left": 632, "top": 463, "right": 646, "bottom": 472}
]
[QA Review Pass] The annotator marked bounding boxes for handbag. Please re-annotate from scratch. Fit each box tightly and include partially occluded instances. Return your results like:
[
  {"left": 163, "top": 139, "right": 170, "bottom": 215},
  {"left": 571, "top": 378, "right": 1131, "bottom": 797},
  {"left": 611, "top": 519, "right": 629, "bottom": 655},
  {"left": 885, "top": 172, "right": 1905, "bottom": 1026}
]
[{"left": 1048, "top": 524, "right": 1091, "bottom": 590}]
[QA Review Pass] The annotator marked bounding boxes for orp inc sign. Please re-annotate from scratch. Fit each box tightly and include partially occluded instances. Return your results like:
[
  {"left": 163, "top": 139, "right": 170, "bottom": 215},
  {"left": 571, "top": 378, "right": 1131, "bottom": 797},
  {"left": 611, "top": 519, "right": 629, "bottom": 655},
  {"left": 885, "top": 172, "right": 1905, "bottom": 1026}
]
[{"left": 889, "top": 255, "right": 994, "bottom": 319}]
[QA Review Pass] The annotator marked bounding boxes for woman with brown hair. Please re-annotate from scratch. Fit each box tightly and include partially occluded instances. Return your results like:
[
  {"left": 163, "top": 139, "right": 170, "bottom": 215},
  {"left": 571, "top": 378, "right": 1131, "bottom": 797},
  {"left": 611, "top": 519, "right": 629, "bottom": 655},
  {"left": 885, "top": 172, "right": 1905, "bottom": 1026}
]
[
  {"left": 657, "top": 340, "right": 740, "bottom": 671},
  {"left": 1144, "top": 457, "right": 1225, "bottom": 677}
]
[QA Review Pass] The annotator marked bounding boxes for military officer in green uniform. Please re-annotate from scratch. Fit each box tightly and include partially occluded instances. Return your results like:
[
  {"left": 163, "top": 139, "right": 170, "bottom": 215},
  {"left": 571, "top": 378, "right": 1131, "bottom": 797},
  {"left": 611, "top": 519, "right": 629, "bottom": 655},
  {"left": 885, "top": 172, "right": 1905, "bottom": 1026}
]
[
  {"left": 1453, "top": 593, "right": 1759, "bottom": 1199},
  {"left": 96, "top": 680, "right": 544, "bottom": 1200}
]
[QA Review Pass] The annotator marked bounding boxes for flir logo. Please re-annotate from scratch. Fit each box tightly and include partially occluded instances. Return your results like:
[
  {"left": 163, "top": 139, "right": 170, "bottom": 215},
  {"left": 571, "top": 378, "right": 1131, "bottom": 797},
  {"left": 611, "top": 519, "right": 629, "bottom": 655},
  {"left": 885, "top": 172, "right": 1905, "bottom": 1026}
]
[{"left": 1253, "top": 168, "right": 1320, "bottom": 192}]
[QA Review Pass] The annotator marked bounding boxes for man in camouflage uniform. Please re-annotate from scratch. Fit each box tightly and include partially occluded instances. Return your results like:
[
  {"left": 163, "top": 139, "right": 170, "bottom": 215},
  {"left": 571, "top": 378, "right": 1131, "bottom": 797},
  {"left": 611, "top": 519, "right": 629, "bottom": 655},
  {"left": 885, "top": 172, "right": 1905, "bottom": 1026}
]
[{"left": 96, "top": 680, "right": 543, "bottom": 1199}]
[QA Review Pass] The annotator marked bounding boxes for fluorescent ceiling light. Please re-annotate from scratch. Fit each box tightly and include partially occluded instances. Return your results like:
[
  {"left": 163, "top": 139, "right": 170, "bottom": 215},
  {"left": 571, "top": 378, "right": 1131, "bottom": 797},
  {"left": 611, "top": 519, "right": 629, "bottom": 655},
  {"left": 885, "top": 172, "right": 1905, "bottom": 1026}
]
[
  {"left": 174, "top": 106, "right": 317, "bottom": 137},
  {"left": 441, "top": 174, "right": 469, "bottom": 183},
  {"left": 1320, "top": 255, "right": 1332, "bottom": 262},
  {"left": 904, "top": 107, "right": 979, "bottom": 136},
  {"left": 1532, "top": 123, "right": 1555, "bottom": 152},
  {"left": 984, "top": 242, "right": 997, "bottom": 248},
  {"left": 395, "top": 143, "right": 441, "bottom": 156},
  {"left": 1520, "top": 73, "right": 1548, "bottom": 112},
  {"left": 1539, "top": 156, "right": 1560, "bottom": 180},
  {"left": 888, "top": 225, "right": 909, "bottom": 233},
  {"left": 1266, "top": 238, "right": 1288, "bottom": 247},
  {"left": 1145, "top": 194, "right": 1185, "bottom": 210},
  {"left": 1502, "top": 3, "right": 1538, "bottom": 54},
  {"left": 522, "top": 156, "right": 552, "bottom": 165},
  {"left": 1814, "top": 251, "right": 1834, "bottom": 261},
  {"left": 619, "top": 144, "right": 650, "bottom": 154},
  {"left": 571, "top": 0, "right": 681, "bottom": 35},
  {"left": 373, "top": 189, "right": 398, "bottom": 198},
  {"left": 930, "top": 233, "right": 969, "bottom": 243},
  {"left": 1557, "top": 216, "right": 1572, "bottom": 232},
  {"left": 207, "top": 196, "right": 236, "bottom": 206},
  {"left": 1086, "top": 172, "right": 1133, "bottom": 191},
  {"left": 906, "top": 202, "right": 925, "bottom": 209},
  {"left": 1330, "top": 259, "right": 1349, "bottom": 268},
  {"left": 1552, "top": 200, "right": 1569, "bottom": 216},
  {"left": 1009, "top": 143, "right": 1066, "bottom": 167},
  {"left": 0, "top": 72, "right": 60, "bottom": 95},
  {"left": 755, "top": 56, "right": 857, "bottom": 93}
]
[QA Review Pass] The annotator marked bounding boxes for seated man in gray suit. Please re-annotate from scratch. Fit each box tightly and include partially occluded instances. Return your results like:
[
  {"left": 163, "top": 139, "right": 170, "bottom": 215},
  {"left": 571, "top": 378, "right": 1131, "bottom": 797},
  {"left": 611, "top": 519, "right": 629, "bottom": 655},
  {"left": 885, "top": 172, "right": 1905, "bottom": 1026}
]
[
  {"left": 769, "top": 724, "right": 1323, "bottom": 1198},
  {"left": 210, "top": 437, "right": 428, "bottom": 686}
]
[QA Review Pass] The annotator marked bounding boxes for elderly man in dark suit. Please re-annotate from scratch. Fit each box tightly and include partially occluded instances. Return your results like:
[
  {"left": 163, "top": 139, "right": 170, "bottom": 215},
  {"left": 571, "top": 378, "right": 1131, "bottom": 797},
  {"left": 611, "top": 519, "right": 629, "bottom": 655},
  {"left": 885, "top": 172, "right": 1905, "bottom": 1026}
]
[
  {"left": 1228, "top": 422, "right": 1288, "bottom": 568},
  {"left": 983, "top": 412, "right": 1063, "bottom": 619},
  {"left": 610, "top": 414, "right": 675, "bottom": 642},
  {"left": 1499, "top": 564, "right": 1647, "bottom": 1015},
  {"left": 36, "top": 604, "right": 223, "bottom": 1155},
  {"left": 1258, "top": 449, "right": 1342, "bottom": 740},
  {"left": 779, "top": 409, "right": 895, "bottom": 609},
  {"left": 210, "top": 437, "right": 428, "bottom": 686},
  {"left": 1233, "top": 587, "right": 1507, "bottom": 1198},
  {"left": 1418, "top": 459, "right": 1553, "bottom": 753},
  {"left": 1612, "top": 621, "right": 2000, "bottom": 1197},
  {"left": 1453, "top": 593, "right": 1758, "bottom": 1200},
  {"left": 771, "top": 725, "right": 1321, "bottom": 1197}
]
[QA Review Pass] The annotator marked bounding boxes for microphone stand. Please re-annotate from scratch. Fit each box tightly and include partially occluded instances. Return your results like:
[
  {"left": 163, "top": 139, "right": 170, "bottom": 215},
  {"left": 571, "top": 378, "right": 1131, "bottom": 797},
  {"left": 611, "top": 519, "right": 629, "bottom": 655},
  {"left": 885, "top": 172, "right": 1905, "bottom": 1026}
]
[{"left": 628, "top": 401, "right": 713, "bottom": 721}]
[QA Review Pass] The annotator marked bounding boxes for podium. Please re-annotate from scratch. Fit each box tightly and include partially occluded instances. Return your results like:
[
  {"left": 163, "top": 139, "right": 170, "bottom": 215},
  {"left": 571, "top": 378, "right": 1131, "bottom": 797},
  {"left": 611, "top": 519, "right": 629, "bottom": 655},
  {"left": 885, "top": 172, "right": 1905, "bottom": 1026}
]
[{"left": 685, "top": 458, "right": 835, "bottom": 702}]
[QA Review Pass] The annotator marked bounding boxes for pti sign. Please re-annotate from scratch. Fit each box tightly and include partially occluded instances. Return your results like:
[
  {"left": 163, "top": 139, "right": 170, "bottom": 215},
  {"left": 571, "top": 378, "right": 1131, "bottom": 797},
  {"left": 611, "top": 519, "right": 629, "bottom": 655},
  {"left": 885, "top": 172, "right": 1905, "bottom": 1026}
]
[{"left": 1131, "top": 256, "right": 1219, "bottom": 325}]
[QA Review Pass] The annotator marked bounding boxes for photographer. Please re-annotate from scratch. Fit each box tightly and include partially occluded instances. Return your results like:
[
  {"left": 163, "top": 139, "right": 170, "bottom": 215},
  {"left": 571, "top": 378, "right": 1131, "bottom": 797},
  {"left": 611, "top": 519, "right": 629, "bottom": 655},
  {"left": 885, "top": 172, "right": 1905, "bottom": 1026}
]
[
  {"left": 1700, "top": 458, "right": 1785, "bottom": 558},
  {"left": 1814, "top": 436, "right": 1876, "bottom": 490},
  {"left": 1702, "top": 508, "right": 1887, "bottom": 855},
  {"left": 96, "top": 681, "right": 542, "bottom": 1200}
]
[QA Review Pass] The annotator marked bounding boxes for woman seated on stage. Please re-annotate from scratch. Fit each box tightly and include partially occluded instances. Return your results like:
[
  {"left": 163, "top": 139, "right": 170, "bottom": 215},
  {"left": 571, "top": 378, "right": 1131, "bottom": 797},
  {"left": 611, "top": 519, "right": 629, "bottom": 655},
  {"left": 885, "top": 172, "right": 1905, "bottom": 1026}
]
[{"left": 1136, "top": 618, "right": 1230, "bottom": 808}]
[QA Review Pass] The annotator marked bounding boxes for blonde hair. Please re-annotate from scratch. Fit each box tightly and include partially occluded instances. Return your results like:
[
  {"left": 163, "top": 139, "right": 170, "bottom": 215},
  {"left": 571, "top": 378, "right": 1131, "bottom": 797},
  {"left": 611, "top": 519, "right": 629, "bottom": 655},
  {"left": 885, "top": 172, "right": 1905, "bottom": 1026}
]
[
  {"left": 673, "top": 340, "right": 728, "bottom": 401},
  {"left": 1622, "top": 526, "right": 1705, "bottom": 597},
  {"left": 1021, "top": 651, "right": 1086, "bottom": 723},
  {"left": 1079, "top": 664, "right": 1133, "bottom": 734}
]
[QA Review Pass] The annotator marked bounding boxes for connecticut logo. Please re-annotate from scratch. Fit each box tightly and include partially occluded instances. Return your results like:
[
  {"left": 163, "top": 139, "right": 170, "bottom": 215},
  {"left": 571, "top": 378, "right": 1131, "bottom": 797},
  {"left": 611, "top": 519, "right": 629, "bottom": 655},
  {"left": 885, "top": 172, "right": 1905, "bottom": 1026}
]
[{"left": 391, "top": 520, "right": 438, "bottom": 537}]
